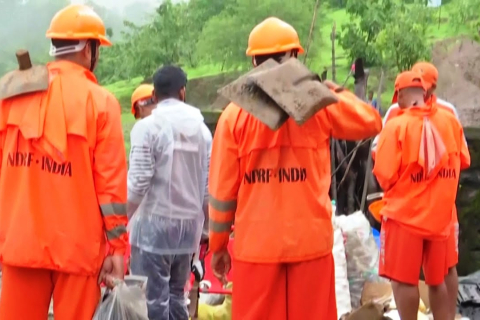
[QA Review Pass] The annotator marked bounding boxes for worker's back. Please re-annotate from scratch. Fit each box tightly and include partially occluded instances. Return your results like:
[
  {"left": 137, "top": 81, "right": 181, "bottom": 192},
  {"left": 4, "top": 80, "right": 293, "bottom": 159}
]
[
  {"left": 374, "top": 105, "right": 470, "bottom": 239},
  {"left": 0, "top": 60, "right": 127, "bottom": 275},
  {"left": 372, "top": 95, "right": 460, "bottom": 153},
  {"left": 216, "top": 99, "right": 375, "bottom": 263},
  {"left": 128, "top": 98, "right": 208, "bottom": 255}
]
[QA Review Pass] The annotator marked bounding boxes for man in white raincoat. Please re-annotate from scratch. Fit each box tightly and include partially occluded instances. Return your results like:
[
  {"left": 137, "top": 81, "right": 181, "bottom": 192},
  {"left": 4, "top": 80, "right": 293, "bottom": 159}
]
[{"left": 127, "top": 65, "right": 212, "bottom": 320}]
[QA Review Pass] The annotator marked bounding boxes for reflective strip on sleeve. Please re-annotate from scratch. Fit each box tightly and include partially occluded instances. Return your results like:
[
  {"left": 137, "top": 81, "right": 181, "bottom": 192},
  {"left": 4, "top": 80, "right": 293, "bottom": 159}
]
[
  {"left": 209, "top": 195, "right": 237, "bottom": 212},
  {"left": 100, "top": 203, "right": 127, "bottom": 216},
  {"left": 209, "top": 220, "right": 233, "bottom": 233},
  {"left": 106, "top": 225, "right": 127, "bottom": 240}
]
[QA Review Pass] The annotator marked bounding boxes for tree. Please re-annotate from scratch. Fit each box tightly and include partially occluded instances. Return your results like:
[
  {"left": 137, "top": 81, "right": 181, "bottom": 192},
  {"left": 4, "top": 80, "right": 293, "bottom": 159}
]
[
  {"left": 450, "top": 0, "right": 480, "bottom": 37},
  {"left": 374, "top": 2, "right": 432, "bottom": 71},
  {"left": 94, "top": 0, "right": 323, "bottom": 83},
  {"left": 96, "top": 0, "right": 188, "bottom": 81},
  {"left": 196, "top": 0, "right": 322, "bottom": 70},
  {"left": 339, "top": 0, "right": 431, "bottom": 70},
  {"left": 338, "top": 0, "right": 396, "bottom": 67},
  {"left": 326, "top": 0, "right": 347, "bottom": 9}
]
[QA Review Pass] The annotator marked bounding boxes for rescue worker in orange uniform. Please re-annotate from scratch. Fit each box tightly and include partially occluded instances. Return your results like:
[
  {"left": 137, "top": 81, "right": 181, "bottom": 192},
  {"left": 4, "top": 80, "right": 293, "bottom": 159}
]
[
  {"left": 131, "top": 84, "right": 156, "bottom": 119},
  {"left": 372, "top": 62, "right": 466, "bottom": 320},
  {"left": 208, "top": 17, "right": 382, "bottom": 320},
  {"left": 373, "top": 71, "right": 470, "bottom": 320},
  {"left": 0, "top": 4, "right": 128, "bottom": 320},
  {"left": 372, "top": 63, "right": 461, "bottom": 153},
  {"left": 411, "top": 62, "right": 464, "bottom": 320}
]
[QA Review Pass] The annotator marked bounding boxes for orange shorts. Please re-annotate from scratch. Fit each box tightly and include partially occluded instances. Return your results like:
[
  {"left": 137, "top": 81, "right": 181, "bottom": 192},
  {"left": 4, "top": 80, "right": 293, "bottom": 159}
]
[
  {"left": 380, "top": 218, "right": 448, "bottom": 286},
  {"left": 446, "top": 222, "right": 459, "bottom": 269}
]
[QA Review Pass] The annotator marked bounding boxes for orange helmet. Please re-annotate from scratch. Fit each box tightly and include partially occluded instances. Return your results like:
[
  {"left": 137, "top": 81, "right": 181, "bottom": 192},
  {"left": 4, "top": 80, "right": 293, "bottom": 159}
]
[
  {"left": 246, "top": 17, "right": 304, "bottom": 56},
  {"left": 131, "top": 84, "right": 155, "bottom": 115},
  {"left": 411, "top": 62, "right": 438, "bottom": 90},
  {"left": 46, "top": 4, "right": 111, "bottom": 46}
]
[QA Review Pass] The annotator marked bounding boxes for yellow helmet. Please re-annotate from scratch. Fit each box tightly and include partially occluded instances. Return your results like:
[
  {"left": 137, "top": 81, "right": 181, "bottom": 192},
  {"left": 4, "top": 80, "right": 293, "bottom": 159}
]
[{"left": 131, "top": 84, "right": 154, "bottom": 116}]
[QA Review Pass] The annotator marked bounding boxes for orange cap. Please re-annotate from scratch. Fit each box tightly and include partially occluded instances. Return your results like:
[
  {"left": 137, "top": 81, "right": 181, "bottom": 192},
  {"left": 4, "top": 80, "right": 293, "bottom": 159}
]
[
  {"left": 131, "top": 84, "right": 154, "bottom": 115},
  {"left": 395, "top": 71, "right": 426, "bottom": 91},
  {"left": 411, "top": 62, "right": 438, "bottom": 90},
  {"left": 46, "top": 4, "right": 112, "bottom": 46},
  {"left": 391, "top": 71, "right": 426, "bottom": 104},
  {"left": 246, "top": 17, "right": 304, "bottom": 56}
]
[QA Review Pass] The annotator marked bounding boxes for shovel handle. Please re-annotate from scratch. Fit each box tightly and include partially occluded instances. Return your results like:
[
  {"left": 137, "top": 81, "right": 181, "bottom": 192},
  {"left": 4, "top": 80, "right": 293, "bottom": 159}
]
[{"left": 16, "top": 50, "right": 32, "bottom": 71}]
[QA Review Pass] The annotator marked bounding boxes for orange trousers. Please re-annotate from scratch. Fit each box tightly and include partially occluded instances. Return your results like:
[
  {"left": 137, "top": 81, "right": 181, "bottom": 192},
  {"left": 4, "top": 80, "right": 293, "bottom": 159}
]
[
  {"left": 0, "top": 265, "right": 100, "bottom": 320},
  {"left": 232, "top": 254, "right": 337, "bottom": 320}
]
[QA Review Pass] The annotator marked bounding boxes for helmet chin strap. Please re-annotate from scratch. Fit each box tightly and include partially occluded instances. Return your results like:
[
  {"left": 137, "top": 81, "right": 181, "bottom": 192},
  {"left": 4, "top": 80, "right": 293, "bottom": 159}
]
[
  {"left": 89, "top": 40, "right": 98, "bottom": 72},
  {"left": 49, "top": 40, "right": 87, "bottom": 57}
]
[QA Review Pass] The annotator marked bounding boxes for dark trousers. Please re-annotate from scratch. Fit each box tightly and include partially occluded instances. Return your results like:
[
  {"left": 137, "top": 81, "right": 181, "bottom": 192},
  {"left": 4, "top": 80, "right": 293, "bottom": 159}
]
[{"left": 131, "top": 246, "right": 191, "bottom": 320}]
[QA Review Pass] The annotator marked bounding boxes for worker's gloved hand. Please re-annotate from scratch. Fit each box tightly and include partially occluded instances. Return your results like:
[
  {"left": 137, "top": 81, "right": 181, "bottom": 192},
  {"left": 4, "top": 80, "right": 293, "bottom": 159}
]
[
  {"left": 211, "top": 248, "right": 231, "bottom": 285},
  {"left": 98, "top": 255, "right": 125, "bottom": 289},
  {"left": 192, "top": 241, "right": 208, "bottom": 282},
  {"left": 192, "top": 258, "right": 205, "bottom": 282}
]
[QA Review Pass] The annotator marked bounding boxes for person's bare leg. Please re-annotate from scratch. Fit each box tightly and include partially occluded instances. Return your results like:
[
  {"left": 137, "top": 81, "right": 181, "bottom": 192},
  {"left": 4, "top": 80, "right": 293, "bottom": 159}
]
[
  {"left": 391, "top": 281, "right": 419, "bottom": 320},
  {"left": 445, "top": 267, "right": 458, "bottom": 319},
  {"left": 429, "top": 282, "right": 450, "bottom": 320}
]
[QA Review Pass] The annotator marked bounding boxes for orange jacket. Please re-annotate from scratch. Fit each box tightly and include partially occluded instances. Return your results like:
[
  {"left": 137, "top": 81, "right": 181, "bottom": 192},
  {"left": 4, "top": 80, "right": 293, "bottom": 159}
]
[
  {"left": 0, "top": 60, "right": 128, "bottom": 275},
  {"left": 208, "top": 89, "right": 382, "bottom": 263},
  {"left": 373, "top": 95, "right": 467, "bottom": 225},
  {"left": 373, "top": 104, "right": 470, "bottom": 239}
]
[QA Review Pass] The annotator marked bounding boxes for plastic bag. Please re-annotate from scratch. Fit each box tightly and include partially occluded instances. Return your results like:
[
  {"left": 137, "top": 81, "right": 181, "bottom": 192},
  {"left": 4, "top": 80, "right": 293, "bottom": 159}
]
[
  {"left": 332, "top": 221, "right": 352, "bottom": 318},
  {"left": 336, "top": 211, "right": 380, "bottom": 309},
  {"left": 93, "top": 281, "right": 148, "bottom": 320},
  {"left": 458, "top": 270, "right": 480, "bottom": 318},
  {"left": 199, "top": 280, "right": 225, "bottom": 306}
]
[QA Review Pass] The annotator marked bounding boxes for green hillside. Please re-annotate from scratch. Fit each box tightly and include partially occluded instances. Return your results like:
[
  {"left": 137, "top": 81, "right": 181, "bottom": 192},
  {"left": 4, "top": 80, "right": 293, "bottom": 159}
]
[{"left": 104, "top": 2, "right": 472, "bottom": 154}]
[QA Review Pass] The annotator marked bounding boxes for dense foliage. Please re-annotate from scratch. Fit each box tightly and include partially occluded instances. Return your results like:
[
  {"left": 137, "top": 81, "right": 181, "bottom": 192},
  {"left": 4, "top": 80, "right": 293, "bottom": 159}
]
[
  {"left": 338, "top": 0, "right": 433, "bottom": 71},
  {"left": 95, "top": 0, "right": 324, "bottom": 84},
  {"left": 1, "top": 0, "right": 479, "bottom": 85}
]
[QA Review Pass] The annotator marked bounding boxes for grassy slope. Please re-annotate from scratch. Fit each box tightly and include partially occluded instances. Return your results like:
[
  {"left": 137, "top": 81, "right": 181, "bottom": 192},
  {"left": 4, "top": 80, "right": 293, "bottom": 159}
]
[
  {"left": 109, "top": 3, "right": 469, "bottom": 155},
  {"left": 113, "top": 65, "right": 228, "bottom": 155}
]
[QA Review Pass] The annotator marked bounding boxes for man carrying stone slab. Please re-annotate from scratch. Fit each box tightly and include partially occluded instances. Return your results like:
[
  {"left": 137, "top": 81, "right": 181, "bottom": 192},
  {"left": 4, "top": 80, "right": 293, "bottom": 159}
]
[{"left": 208, "top": 17, "right": 382, "bottom": 320}]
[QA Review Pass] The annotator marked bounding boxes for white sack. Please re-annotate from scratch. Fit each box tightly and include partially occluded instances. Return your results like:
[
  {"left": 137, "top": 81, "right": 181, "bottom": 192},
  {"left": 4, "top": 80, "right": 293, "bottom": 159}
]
[
  {"left": 332, "top": 221, "right": 352, "bottom": 318},
  {"left": 336, "top": 211, "right": 380, "bottom": 309}
]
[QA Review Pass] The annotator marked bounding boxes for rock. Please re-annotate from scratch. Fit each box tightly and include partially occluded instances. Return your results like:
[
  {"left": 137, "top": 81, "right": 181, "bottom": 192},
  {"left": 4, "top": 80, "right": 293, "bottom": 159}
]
[
  {"left": 434, "top": 38, "right": 480, "bottom": 275},
  {"left": 247, "top": 58, "right": 338, "bottom": 125},
  {"left": 434, "top": 38, "right": 480, "bottom": 140},
  {"left": 217, "top": 59, "right": 289, "bottom": 130}
]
